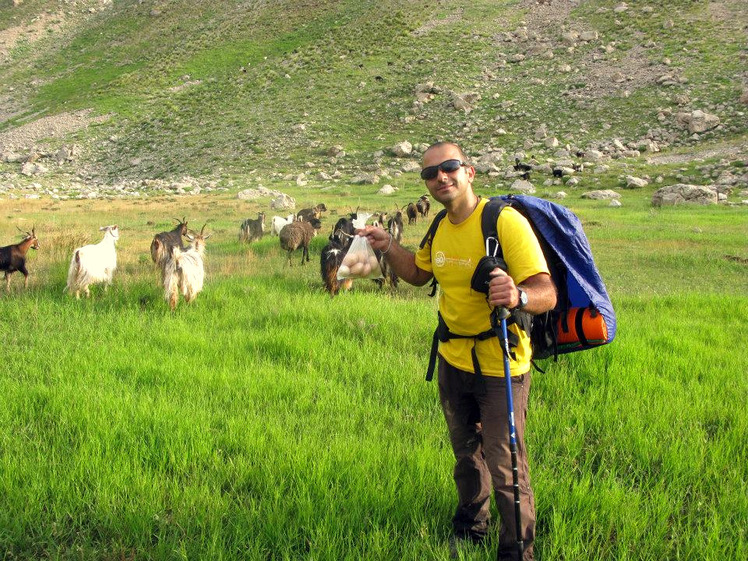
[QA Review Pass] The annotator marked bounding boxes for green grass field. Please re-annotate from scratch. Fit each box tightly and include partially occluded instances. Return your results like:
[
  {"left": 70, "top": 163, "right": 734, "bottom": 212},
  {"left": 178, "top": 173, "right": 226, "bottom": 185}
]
[
  {"left": 1, "top": 0, "right": 747, "bottom": 558},
  {"left": 0, "top": 183, "right": 746, "bottom": 560}
]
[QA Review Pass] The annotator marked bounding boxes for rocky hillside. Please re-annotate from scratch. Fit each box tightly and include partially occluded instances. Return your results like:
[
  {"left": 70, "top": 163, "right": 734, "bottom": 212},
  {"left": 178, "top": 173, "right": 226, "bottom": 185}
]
[{"left": 0, "top": 0, "right": 746, "bottom": 198}]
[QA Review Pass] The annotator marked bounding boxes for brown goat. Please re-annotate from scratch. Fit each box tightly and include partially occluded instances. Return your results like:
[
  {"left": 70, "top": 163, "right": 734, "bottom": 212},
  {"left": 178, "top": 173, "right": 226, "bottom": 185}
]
[
  {"left": 279, "top": 218, "right": 321, "bottom": 266},
  {"left": 297, "top": 204, "right": 327, "bottom": 222},
  {"left": 0, "top": 228, "right": 39, "bottom": 291},
  {"left": 151, "top": 217, "right": 188, "bottom": 270}
]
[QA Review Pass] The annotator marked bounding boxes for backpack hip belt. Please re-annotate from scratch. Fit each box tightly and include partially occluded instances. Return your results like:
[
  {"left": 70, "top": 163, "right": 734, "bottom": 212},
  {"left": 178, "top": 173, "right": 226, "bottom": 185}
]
[{"left": 425, "top": 312, "right": 523, "bottom": 385}]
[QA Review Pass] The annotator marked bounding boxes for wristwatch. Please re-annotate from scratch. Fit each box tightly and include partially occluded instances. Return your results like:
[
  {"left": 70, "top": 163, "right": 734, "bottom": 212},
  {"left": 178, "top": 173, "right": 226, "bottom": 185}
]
[{"left": 516, "top": 286, "right": 528, "bottom": 310}]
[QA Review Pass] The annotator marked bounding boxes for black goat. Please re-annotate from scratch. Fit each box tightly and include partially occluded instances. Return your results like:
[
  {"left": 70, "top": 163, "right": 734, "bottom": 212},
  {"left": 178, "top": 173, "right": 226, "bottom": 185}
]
[
  {"left": 552, "top": 168, "right": 564, "bottom": 178},
  {"left": 0, "top": 227, "right": 39, "bottom": 291},
  {"left": 151, "top": 217, "right": 188, "bottom": 270},
  {"left": 406, "top": 202, "right": 418, "bottom": 225},
  {"left": 320, "top": 217, "right": 356, "bottom": 297},
  {"left": 514, "top": 157, "right": 533, "bottom": 173},
  {"left": 239, "top": 212, "right": 266, "bottom": 243}
]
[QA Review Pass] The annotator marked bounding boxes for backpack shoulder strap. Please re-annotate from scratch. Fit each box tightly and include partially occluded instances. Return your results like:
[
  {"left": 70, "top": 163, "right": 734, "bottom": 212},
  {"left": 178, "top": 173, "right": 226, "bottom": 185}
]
[
  {"left": 419, "top": 209, "right": 448, "bottom": 297},
  {"left": 480, "top": 197, "right": 510, "bottom": 251},
  {"left": 419, "top": 208, "right": 448, "bottom": 250}
]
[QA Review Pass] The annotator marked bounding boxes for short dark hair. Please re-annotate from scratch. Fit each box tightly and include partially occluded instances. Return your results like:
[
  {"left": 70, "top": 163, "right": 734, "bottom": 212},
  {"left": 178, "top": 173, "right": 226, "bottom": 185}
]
[{"left": 423, "top": 141, "right": 470, "bottom": 165}]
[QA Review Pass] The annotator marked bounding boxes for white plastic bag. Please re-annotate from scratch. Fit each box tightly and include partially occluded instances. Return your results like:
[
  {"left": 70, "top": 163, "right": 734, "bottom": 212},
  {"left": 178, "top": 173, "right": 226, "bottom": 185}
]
[{"left": 337, "top": 235, "right": 383, "bottom": 280}]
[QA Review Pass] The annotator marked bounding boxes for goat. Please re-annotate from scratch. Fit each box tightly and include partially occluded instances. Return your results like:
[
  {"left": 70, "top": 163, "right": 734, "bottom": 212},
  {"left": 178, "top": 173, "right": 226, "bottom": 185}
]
[
  {"left": 513, "top": 157, "right": 533, "bottom": 173},
  {"left": 66, "top": 225, "right": 119, "bottom": 299},
  {"left": 0, "top": 227, "right": 39, "bottom": 292},
  {"left": 406, "top": 202, "right": 418, "bottom": 225},
  {"left": 387, "top": 209, "right": 404, "bottom": 245},
  {"left": 416, "top": 195, "right": 431, "bottom": 219},
  {"left": 373, "top": 211, "right": 389, "bottom": 229},
  {"left": 151, "top": 217, "right": 188, "bottom": 270},
  {"left": 552, "top": 168, "right": 564, "bottom": 178},
  {"left": 381, "top": 209, "right": 404, "bottom": 289},
  {"left": 163, "top": 225, "right": 210, "bottom": 311},
  {"left": 320, "top": 217, "right": 356, "bottom": 296},
  {"left": 270, "top": 213, "right": 295, "bottom": 236},
  {"left": 239, "top": 212, "right": 266, "bottom": 243},
  {"left": 297, "top": 203, "right": 327, "bottom": 222},
  {"left": 279, "top": 218, "right": 321, "bottom": 266}
]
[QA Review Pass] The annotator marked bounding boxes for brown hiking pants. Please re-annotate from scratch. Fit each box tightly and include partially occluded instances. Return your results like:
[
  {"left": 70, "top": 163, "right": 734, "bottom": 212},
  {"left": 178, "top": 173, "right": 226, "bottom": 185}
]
[{"left": 438, "top": 356, "right": 535, "bottom": 560}]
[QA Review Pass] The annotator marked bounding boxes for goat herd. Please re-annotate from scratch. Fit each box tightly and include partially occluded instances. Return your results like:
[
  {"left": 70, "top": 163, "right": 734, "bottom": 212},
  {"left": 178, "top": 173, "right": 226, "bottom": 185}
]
[{"left": 0, "top": 195, "right": 432, "bottom": 309}]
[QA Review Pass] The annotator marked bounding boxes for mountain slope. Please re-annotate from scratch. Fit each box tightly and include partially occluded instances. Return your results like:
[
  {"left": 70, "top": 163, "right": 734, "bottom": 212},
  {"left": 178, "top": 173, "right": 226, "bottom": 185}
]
[{"left": 0, "top": 0, "right": 746, "bottom": 185}]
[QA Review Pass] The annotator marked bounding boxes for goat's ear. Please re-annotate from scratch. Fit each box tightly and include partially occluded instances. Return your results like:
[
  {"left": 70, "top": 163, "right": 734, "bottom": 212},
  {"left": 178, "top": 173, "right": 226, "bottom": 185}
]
[{"left": 203, "top": 234, "right": 212, "bottom": 240}]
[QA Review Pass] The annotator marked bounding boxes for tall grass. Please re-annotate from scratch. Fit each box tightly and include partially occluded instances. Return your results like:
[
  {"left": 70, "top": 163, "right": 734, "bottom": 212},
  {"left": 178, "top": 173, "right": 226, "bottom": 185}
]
[{"left": 0, "top": 189, "right": 746, "bottom": 560}]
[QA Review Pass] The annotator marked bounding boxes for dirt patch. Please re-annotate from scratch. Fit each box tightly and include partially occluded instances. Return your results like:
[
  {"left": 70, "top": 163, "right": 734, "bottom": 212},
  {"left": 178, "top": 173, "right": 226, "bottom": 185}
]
[
  {"left": 0, "top": 11, "right": 67, "bottom": 63},
  {"left": 411, "top": 8, "right": 464, "bottom": 37}
]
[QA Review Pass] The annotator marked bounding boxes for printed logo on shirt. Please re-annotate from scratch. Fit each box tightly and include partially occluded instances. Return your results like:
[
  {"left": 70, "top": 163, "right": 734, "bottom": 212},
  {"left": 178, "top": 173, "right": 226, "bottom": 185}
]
[{"left": 434, "top": 251, "right": 472, "bottom": 270}]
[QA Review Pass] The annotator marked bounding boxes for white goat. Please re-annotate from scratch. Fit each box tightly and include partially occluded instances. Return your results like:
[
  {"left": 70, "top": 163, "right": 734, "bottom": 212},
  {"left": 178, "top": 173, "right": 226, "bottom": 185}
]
[
  {"left": 270, "top": 213, "right": 295, "bottom": 236},
  {"left": 66, "top": 225, "right": 119, "bottom": 298},
  {"left": 163, "top": 225, "right": 209, "bottom": 311}
]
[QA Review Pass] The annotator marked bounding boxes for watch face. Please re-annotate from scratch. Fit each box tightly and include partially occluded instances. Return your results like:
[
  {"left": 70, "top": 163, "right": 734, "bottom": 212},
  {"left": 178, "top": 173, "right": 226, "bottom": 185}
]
[{"left": 519, "top": 288, "right": 528, "bottom": 308}]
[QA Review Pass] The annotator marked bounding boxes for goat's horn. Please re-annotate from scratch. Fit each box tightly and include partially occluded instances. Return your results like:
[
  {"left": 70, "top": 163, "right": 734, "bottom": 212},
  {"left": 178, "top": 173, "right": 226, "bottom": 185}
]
[{"left": 200, "top": 223, "right": 206, "bottom": 235}]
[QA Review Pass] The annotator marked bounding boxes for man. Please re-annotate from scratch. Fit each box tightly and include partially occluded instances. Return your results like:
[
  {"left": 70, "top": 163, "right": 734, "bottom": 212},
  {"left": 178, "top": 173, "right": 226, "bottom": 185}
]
[{"left": 359, "top": 141, "right": 557, "bottom": 560}]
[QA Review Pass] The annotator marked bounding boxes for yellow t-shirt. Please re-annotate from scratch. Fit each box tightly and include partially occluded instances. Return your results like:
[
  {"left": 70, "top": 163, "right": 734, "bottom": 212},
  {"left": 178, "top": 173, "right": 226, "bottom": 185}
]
[{"left": 415, "top": 198, "right": 549, "bottom": 376}]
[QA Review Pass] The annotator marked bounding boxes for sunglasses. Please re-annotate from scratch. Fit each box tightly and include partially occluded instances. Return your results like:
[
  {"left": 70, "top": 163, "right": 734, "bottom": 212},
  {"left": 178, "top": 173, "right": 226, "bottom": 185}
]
[{"left": 420, "top": 159, "right": 467, "bottom": 180}]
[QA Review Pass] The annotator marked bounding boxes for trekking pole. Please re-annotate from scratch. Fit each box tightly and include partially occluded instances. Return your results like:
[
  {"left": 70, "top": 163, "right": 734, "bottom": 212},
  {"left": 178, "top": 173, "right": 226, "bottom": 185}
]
[{"left": 491, "top": 306, "right": 524, "bottom": 561}]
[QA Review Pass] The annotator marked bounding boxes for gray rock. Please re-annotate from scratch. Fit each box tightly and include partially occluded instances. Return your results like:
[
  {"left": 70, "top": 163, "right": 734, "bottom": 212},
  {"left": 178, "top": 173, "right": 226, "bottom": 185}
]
[
  {"left": 390, "top": 141, "right": 413, "bottom": 157},
  {"left": 652, "top": 184, "right": 718, "bottom": 206},
  {"left": 582, "top": 189, "right": 621, "bottom": 200}
]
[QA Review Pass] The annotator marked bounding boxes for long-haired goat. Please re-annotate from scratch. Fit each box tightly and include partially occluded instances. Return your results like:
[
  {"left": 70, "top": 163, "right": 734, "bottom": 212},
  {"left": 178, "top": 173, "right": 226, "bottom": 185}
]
[
  {"left": 381, "top": 209, "right": 404, "bottom": 289},
  {"left": 270, "top": 213, "right": 295, "bottom": 236},
  {"left": 416, "top": 194, "right": 431, "bottom": 219},
  {"left": 66, "top": 225, "right": 119, "bottom": 298},
  {"left": 239, "top": 212, "right": 266, "bottom": 243},
  {"left": 163, "top": 225, "right": 210, "bottom": 311},
  {"left": 0, "top": 227, "right": 39, "bottom": 291},
  {"left": 406, "top": 202, "right": 418, "bottom": 225},
  {"left": 151, "top": 217, "right": 188, "bottom": 270},
  {"left": 320, "top": 217, "right": 355, "bottom": 296},
  {"left": 279, "top": 218, "right": 321, "bottom": 266}
]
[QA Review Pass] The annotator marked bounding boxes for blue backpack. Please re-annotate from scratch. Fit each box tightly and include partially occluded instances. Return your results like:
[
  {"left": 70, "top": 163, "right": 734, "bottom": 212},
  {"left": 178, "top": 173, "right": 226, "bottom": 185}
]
[{"left": 420, "top": 194, "right": 616, "bottom": 378}]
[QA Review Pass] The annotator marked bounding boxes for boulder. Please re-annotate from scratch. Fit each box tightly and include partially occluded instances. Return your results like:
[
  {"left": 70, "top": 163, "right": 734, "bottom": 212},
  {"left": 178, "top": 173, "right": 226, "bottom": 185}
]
[
  {"left": 582, "top": 189, "right": 621, "bottom": 200},
  {"left": 652, "top": 184, "right": 718, "bottom": 206},
  {"left": 390, "top": 141, "right": 412, "bottom": 157},
  {"left": 674, "top": 110, "right": 720, "bottom": 134},
  {"left": 509, "top": 179, "right": 536, "bottom": 194},
  {"left": 625, "top": 175, "right": 648, "bottom": 189},
  {"left": 378, "top": 184, "right": 398, "bottom": 195}
]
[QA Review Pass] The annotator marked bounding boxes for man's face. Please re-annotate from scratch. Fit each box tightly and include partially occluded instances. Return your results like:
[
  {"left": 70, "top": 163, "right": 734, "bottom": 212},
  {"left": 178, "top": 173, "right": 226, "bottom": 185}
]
[{"left": 421, "top": 144, "right": 475, "bottom": 205}]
